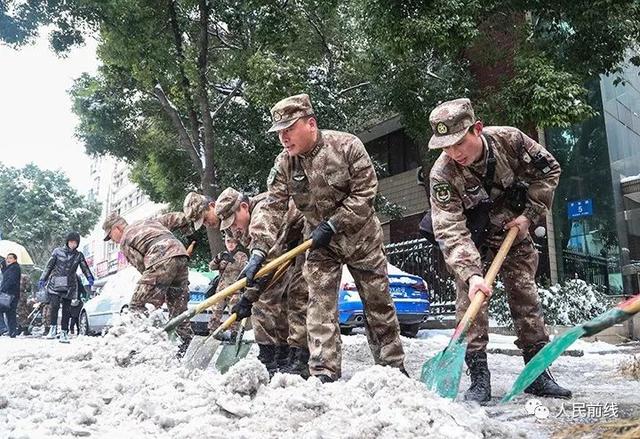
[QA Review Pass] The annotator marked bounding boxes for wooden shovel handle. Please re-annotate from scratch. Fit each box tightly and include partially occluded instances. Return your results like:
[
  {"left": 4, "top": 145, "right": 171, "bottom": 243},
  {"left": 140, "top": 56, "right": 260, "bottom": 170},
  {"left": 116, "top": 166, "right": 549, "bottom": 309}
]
[
  {"left": 211, "top": 313, "right": 238, "bottom": 337},
  {"left": 164, "top": 239, "right": 311, "bottom": 332},
  {"left": 457, "top": 227, "right": 519, "bottom": 335}
]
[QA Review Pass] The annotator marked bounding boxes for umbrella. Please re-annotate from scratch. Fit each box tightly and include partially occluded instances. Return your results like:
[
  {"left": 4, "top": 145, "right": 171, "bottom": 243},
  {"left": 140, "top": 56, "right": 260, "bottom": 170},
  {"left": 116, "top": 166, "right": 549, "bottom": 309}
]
[{"left": 0, "top": 240, "right": 35, "bottom": 265}]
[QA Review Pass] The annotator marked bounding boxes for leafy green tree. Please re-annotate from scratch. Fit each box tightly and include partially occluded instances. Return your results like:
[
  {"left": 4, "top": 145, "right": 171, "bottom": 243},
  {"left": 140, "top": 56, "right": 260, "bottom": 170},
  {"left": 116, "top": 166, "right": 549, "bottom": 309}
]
[{"left": 0, "top": 163, "right": 100, "bottom": 268}]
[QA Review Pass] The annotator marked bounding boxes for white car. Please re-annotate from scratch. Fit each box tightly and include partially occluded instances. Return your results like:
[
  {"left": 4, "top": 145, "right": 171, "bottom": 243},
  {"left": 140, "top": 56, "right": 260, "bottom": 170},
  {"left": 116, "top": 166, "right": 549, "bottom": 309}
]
[{"left": 80, "top": 266, "right": 213, "bottom": 336}]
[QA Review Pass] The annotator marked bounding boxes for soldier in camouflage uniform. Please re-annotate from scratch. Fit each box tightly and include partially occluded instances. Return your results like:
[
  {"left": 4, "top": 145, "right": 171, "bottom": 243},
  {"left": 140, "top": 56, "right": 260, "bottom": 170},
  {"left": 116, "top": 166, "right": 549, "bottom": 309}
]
[
  {"left": 216, "top": 187, "right": 309, "bottom": 377},
  {"left": 183, "top": 192, "right": 221, "bottom": 231},
  {"left": 17, "top": 273, "right": 32, "bottom": 335},
  {"left": 428, "top": 98, "right": 571, "bottom": 402},
  {"left": 102, "top": 211, "right": 195, "bottom": 352},
  {"left": 244, "top": 94, "right": 406, "bottom": 383},
  {"left": 208, "top": 235, "right": 248, "bottom": 335}
]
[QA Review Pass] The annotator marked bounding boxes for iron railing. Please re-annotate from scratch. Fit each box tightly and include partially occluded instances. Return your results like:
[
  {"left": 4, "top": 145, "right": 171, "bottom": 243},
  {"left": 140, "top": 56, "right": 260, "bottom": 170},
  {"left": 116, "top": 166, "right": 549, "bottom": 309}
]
[{"left": 384, "top": 238, "right": 456, "bottom": 313}]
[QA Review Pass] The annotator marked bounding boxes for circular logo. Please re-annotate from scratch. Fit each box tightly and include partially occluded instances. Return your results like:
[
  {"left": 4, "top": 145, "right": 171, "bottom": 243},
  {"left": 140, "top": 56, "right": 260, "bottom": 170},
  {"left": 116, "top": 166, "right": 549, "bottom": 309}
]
[
  {"left": 436, "top": 122, "right": 448, "bottom": 135},
  {"left": 273, "top": 110, "right": 284, "bottom": 122}
]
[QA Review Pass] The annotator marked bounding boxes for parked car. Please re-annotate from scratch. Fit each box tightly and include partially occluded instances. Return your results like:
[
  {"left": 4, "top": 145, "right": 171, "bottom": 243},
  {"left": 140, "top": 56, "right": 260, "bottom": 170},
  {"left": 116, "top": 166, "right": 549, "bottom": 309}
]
[
  {"left": 80, "top": 266, "right": 213, "bottom": 336},
  {"left": 339, "top": 264, "right": 430, "bottom": 338}
]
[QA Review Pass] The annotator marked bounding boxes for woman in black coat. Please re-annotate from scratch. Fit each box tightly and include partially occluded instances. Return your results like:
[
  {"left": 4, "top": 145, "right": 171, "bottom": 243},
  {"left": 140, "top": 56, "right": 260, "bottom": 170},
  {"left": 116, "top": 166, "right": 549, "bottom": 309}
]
[
  {"left": 0, "top": 253, "right": 22, "bottom": 337},
  {"left": 39, "top": 232, "right": 94, "bottom": 342}
]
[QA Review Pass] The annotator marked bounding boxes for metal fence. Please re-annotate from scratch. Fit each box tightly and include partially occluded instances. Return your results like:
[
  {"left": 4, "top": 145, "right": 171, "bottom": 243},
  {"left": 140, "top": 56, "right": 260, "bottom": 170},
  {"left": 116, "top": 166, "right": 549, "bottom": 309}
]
[
  {"left": 384, "top": 239, "right": 623, "bottom": 316},
  {"left": 384, "top": 238, "right": 456, "bottom": 314},
  {"left": 561, "top": 250, "right": 620, "bottom": 294}
]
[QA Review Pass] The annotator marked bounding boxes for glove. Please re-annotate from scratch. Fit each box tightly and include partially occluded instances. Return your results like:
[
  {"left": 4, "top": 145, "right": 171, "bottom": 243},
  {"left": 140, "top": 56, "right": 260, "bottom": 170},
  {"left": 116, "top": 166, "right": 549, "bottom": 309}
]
[
  {"left": 240, "top": 250, "right": 266, "bottom": 287},
  {"left": 221, "top": 252, "right": 235, "bottom": 263},
  {"left": 88, "top": 278, "right": 94, "bottom": 288},
  {"left": 311, "top": 221, "right": 335, "bottom": 250},
  {"left": 38, "top": 280, "right": 45, "bottom": 290},
  {"left": 231, "top": 296, "right": 253, "bottom": 320}
]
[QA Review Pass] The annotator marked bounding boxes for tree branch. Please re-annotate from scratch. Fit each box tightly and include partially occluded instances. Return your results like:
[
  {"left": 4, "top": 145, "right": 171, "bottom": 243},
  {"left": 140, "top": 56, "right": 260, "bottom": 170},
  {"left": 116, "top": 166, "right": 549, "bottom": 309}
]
[
  {"left": 166, "top": 0, "right": 201, "bottom": 148},
  {"left": 207, "top": 24, "right": 243, "bottom": 50},
  {"left": 336, "top": 81, "right": 371, "bottom": 97},
  {"left": 153, "top": 84, "right": 203, "bottom": 175},
  {"left": 211, "top": 80, "right": 244, "bottom": 120}
]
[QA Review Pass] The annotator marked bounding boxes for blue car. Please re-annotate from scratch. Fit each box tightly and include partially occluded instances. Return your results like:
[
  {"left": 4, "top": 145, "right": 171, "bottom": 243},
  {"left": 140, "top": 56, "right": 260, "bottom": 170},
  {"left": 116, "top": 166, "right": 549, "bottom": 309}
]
[{"left": 339, "top": 264, "right": 430, "bottom": 338}]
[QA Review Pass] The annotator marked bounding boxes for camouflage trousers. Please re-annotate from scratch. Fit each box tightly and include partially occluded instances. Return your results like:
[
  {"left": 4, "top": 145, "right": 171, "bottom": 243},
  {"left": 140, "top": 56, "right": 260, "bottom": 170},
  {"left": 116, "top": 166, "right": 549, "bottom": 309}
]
[
  {"left": 252, "top": 254, "right": 308, "bottom": 348},
  {"left": 208, "top": 292, "right": 241, "bottom": 333},
  {"left": 130, "top": 256, "right": 193, "bottom": 343},
  {"left": 455, "top": 236, "right": 549, "bottom": 353},
  {"left": 304, "top": 234, "right": 405, "bottom": 380}
]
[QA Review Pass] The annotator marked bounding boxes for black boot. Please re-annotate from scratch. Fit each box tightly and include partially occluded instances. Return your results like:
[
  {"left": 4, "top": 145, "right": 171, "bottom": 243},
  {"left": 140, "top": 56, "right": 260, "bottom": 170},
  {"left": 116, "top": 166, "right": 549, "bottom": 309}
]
[
  {"left": 280, "top": 346, "right": 310, "bottom": 379},
  {"left": 257, "top": 344, "right": 279, "bottom": 377},
  {"left": 316, "top": 374, "right": 334, "bottom": 384},
  {"left": 464, "top": 351, "right": 492, "bottom": 404},
  {"left": 522, "top": 344, "right": 572, "bottom": 399},
  {"left": 275, "top": 345, "right": 290, "bottom": 370}
]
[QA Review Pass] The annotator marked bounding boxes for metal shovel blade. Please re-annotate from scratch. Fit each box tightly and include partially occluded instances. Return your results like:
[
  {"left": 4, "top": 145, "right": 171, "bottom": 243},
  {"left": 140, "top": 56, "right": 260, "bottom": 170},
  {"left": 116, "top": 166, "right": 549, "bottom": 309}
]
[
  {"left": 215, "top": 341, "right": 253, "bottom": 374},
  {"left": 183, "top": 335, "right": 222, "bottom": 370}
]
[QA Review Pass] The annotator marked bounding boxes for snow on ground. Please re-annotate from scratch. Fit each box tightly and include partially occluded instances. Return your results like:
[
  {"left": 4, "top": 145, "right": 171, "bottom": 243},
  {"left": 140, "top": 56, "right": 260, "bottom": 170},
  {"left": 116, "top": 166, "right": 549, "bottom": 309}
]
[{"left": 1, "top": 322, "right": 639, "bottom": 439}]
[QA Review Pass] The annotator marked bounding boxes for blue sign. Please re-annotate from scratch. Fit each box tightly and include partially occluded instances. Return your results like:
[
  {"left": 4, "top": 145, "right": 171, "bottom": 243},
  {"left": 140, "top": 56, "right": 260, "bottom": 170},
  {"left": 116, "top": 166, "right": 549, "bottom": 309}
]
[{"left": 568, "top": 199, "right": 593, "bottom": 219}]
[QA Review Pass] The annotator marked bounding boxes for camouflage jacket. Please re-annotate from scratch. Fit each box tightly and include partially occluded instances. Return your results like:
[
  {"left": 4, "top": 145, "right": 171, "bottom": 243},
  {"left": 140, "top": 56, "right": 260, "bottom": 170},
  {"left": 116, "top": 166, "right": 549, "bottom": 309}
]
[
  {"left": 251, "top": 129, "right": 378, "bottom": 256},
  {"left": 236, "top": 193, "right": 304, "bottom": 301},
  {"left": 429, "top": 126, "right": 561, "bottom": 282},
  {"left": 209, "top": 248, "right": 249, "bottom": 292},
  {"left": 120, "top": 212, "right": 191, "bottom": 273}
]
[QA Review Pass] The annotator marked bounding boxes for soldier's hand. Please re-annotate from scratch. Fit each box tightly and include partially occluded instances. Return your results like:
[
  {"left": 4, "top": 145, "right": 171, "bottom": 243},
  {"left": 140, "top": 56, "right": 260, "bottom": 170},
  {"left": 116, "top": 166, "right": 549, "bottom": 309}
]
[
  {"left": 38, "top": 280, "right": 45, "bottom": 290},
  {"left": 231, "top": 296, "right": 253, "bottom": 320},
  {"left": 311, "top": 221, "right": 335, "bottom": 250},
  {"left": 505, "top": 215, "right": 531, "bottom": 240},
  {"left": 468, "top": 275, "right": 492, "bottom": 301},
  {"left": 240, "top": 250, "right": 266, "bottom": 287}
]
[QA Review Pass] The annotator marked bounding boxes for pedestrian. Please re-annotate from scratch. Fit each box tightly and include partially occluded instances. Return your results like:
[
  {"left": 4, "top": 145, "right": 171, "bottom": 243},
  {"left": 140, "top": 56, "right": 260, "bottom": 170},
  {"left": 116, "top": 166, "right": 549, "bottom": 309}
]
[
  {"left": 0, "top": 253, "right": 22, "bottom": 337},
  {"left": 16, "top": 273, "right": 32, "bottom": 335},
  {"left": 102, "top": 211, "right": 194, "bottom": 355},
  {"left": 216, "top": 187, "right": 308, "bottom": 377},
  {"left": 427, "top": 98, "right": 571, "bottom": 402},
  {"left": 208, "top": 235, "right": 248, "bottom": 338},
  {"left": 69, "top": 275, "right": 87, "bottom": 336},
  {"left": 243, "top": 94, "right": 406, "bottom": 383},
  {"left": 39, "top": 232, "right": 94, "bottom": 343}
]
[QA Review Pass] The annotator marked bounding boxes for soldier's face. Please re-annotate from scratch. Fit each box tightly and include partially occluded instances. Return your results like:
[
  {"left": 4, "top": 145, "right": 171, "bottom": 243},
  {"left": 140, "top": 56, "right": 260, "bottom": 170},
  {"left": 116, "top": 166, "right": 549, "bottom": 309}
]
[
  {"left": 203, "top": 204, "right": 219, "bottom": 229},
  {"left": 230, "top": 202, "right": 251, "bottom": 236},
  {"left": 278, "top": 117, "right": 317, "bottom": 156},
  {"left": 225, "top": 239, "right": 237, "bottom": 252},
  {"left": 443, "top": 123, "right": 484, "bottom": 166},
  {"left": 110, "top": 225, "right": 124, "bottom": 244}
]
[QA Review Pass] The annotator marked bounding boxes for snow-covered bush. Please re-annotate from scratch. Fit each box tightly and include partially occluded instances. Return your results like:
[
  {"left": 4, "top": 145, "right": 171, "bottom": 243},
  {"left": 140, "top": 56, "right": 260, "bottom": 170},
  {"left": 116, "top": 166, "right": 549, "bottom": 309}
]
[{"left": 489, "top": 279, "right": 611, "bottom": 328}]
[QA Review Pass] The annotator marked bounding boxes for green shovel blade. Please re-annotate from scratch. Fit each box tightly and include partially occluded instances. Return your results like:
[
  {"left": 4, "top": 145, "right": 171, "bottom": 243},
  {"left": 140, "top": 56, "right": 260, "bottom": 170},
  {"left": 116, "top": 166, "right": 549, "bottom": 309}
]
[
  {"left": 502, "top": 325, "right": 585, "bottom": 402},
  {"left": 421, "top": 337, "right": 468, "bottom": 399}
]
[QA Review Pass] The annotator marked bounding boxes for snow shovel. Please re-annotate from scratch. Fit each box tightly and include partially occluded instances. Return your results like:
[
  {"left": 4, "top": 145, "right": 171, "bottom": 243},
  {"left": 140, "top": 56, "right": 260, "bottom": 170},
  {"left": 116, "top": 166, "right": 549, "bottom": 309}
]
[
  {"left": 183, "top": 259, "right": 293, "bottom": 371},
  {"left": 420, "top": 227, "right": 519, "bottom": 399},
  {"left": 164, "top": 239, "right": 312, "bottom": 334},
  {"left": 215, "top": 317, "right": 252, "bottom": 374},
  {"left": 502, "top": 293, "right": 640, "bottom": 402},
  {"left": 212, "top": 258, "right": 294, "bottom": 373},
  {"left": 182, "top": 313, "right": 239, "bottom": 370}
]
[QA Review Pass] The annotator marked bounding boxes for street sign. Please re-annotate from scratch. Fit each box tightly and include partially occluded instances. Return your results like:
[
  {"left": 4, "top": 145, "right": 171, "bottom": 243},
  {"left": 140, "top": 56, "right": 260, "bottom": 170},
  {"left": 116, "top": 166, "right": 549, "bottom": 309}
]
[{"left": 568, "top": 199, "right": 593, "bottom": 219}]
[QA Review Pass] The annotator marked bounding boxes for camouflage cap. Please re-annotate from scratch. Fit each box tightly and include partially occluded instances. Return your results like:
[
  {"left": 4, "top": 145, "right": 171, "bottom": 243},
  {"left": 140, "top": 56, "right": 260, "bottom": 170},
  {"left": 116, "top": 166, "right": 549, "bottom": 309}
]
[
  {"left": 102, "top": 211, "right": 124, "bottom": 241},
  {"left": 214, "top": 187, "right": 243, "bottom": 231},
  {"left": 183, "top": 192, "right": 210, "bottom": 230},
  {"left": 428, "top": 98, "right": 476, "bottom": 150},
  {"left": 268, "top": 93, "right": 315, "bottom": 132}
]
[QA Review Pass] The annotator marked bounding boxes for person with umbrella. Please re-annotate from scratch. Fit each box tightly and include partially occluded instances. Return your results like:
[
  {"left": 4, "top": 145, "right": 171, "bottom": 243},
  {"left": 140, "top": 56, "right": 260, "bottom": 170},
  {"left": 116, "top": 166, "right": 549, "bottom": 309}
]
[{"left": 0, "top": 253, "right": 22, "bottom": 337}]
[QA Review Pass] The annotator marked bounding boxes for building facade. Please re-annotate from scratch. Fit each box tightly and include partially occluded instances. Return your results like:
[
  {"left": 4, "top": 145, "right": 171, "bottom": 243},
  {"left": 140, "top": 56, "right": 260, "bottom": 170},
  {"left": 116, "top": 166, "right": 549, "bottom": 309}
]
[
  {"left": 360, "top": 64, "right": 640, "bottom": 296},
  {"left": 81, "top": 157, "right": 168, "bottom": 279}
]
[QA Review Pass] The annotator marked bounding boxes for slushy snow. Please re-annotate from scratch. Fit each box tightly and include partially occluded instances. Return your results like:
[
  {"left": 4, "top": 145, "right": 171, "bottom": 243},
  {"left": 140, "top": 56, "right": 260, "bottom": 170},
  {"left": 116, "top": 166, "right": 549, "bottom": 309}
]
[{"left": 0, "top": 318, "right": 521, "bottom": 439}]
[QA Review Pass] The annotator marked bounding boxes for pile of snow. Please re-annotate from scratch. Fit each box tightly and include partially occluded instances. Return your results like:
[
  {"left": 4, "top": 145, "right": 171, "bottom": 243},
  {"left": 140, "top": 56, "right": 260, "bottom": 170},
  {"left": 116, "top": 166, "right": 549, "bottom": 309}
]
[{"left": 0, "top": 318, "right": 521, "bottom": 438}]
